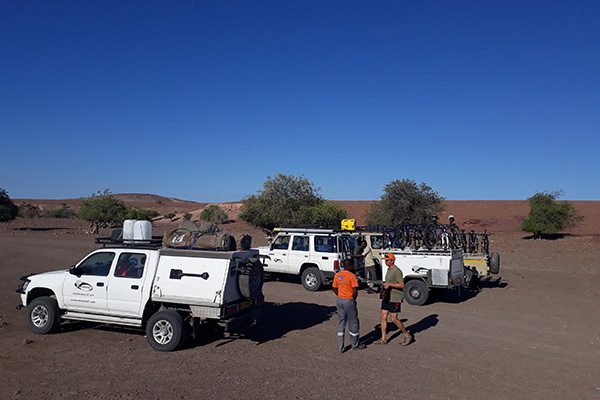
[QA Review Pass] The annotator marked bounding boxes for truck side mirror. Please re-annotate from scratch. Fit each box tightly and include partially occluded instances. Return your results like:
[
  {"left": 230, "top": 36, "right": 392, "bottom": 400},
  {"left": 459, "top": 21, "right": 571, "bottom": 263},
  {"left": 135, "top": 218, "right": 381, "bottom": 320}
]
[{"left": 69, "top": 265, "right": 83, "bottom": 275}]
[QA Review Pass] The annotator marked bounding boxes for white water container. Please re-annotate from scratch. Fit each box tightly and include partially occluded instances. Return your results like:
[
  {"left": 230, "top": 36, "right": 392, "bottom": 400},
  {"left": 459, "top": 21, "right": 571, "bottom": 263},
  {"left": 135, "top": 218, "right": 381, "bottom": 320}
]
[
  {"left": 123, "top": 220, "right": 136, "bottom": 241},
  {"left": 133, "top": 220, "right": 152, "bottom": 241}
]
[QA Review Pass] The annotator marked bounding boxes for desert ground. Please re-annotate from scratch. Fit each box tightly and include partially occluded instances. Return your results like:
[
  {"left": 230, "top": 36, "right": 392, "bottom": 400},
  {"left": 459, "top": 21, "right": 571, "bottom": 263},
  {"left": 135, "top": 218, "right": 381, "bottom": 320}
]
[{"left": 0, "top": 197, "right": 598, "bottom": 400}]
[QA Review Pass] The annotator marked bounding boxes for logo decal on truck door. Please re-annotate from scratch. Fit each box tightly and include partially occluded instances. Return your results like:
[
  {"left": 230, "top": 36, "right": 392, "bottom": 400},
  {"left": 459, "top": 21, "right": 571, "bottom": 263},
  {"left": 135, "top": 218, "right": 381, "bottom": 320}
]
[{"left": 74, "top": 280, "right": 93, "bottom": 291}]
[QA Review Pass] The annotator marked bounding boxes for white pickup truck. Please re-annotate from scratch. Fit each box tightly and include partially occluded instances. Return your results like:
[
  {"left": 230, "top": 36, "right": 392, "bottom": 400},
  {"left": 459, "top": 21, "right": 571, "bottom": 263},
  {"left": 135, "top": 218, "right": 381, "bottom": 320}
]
[
  {"left": 380, "top": 248, "right": 464, "bottom": 306},
  {"left": 16, "top": 244, "right": 264, "bottom": 351}
]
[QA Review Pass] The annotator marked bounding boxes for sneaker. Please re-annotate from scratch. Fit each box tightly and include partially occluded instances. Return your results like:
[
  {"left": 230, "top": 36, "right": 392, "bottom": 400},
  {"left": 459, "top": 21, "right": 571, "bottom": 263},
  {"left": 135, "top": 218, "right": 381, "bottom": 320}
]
[
  {"left": 352, "top": 343, "right": 366, "bottom": 351},
  {"left": 401, "top": 334, "right": 413, "bottom": 346}
]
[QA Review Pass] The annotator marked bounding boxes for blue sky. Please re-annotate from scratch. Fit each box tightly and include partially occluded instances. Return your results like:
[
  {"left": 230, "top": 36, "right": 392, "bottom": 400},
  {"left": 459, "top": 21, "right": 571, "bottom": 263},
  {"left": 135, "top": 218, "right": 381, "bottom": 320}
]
[{"left": 1, "top": 1, "right": 598, "bottom": 202}]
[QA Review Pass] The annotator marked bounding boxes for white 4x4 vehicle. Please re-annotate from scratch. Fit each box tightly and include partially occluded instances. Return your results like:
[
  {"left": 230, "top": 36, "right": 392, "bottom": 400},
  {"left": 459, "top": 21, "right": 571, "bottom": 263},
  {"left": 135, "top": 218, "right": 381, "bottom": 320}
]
[
  {"left": 257, "top": 228, "right": 356, "bottom": 291},
  {"left": 17, "top": 244, "right": 264, "bottom": 351}
]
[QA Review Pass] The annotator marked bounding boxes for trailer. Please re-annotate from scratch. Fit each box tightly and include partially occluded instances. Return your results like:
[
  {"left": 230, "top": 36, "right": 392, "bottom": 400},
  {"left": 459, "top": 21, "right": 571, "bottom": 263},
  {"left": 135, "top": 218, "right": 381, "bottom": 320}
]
[{"left": 379, "top": 248, "right": 464, "bottom": 305}]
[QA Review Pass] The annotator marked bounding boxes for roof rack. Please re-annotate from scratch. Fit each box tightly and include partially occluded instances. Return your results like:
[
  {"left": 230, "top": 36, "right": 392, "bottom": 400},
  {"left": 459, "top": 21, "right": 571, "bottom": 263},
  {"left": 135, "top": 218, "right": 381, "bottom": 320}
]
[
  {"left": 95, "top": 236, "right": 164, "bottom": 249},
  {"left": 273, "top": 227, "right": 355, "bottom": 235}
]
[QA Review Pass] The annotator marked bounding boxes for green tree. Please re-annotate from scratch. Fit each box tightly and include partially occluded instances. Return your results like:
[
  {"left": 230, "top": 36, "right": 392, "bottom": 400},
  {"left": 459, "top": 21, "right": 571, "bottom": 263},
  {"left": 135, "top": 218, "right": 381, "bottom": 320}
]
[
  {"left": 366, "top": 179, "right": 445, "bottom": 226},
  {"left": 78, "top": 190, "right": 129, "bottom": 234},
  {"left": 200, "top": 205, "right": 228, "bottom": 224},
  {"left": 183, "top": 212, "right": 192, "bottom": 220},
  {"left": 521, "top": 191, "right": 583, "bottom": 239},
  {"left": 239, "top": 174, "right": 347, "bottom": 231},
  {"left": 0, "top": 188, "right": 19, "bottom": 222}
]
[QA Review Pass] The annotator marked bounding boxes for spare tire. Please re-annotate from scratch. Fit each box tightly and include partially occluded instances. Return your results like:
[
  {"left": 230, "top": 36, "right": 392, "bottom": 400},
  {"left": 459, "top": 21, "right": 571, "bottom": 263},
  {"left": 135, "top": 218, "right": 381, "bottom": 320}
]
[
  {"left": 489, "top": 252, "right": 500, "bottom": 274},
  {"left": 238, "top": 260, "right": 264, "bottom": 299}
]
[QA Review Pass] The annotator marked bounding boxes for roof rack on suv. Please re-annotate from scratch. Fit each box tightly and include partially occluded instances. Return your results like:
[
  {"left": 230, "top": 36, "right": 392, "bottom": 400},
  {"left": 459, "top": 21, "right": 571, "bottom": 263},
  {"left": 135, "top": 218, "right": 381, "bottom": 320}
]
[{"left": 274, "top": 228, "right": 336, "bottom": 234}]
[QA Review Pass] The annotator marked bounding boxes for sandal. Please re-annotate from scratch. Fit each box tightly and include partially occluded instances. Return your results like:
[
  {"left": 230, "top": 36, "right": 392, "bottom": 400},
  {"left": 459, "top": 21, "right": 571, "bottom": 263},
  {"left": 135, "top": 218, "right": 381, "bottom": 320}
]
[
  {"left": 374, "top": 339, "right": 387, "bottom": 345},
  {"left": 401, "top": 334, "right": 413, "bottom": 346}
]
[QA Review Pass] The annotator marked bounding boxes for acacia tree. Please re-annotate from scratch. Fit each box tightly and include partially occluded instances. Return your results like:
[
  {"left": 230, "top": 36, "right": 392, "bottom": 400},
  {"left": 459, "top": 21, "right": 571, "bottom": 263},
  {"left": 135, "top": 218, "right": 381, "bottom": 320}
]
[
  {"left": 521, "top": 191, "right": 582, "bottom": 239},
  {"left": 365, "top": 179, "right": 445, "bottom": 226},
  {"left": 0, "top": 187, "right": 19, "bottom": 222},
  {"left": 78, "top": 190, "right": 129, "bottom": 234},
  {"left": 239, "top": 174, "right": 347, "bottom": 231}
]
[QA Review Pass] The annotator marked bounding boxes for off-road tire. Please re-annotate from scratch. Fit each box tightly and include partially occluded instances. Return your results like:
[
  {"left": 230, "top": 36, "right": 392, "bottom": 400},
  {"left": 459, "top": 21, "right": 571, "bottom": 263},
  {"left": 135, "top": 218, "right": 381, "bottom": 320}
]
[
  {"left": 26, "top": 296, "right": 60, "bottom": 334},
  {"left": 146, "top": 310, "right": 186, "bottom": 352},
  {"left": 489, "top": 252, "right": 500, "bottom": 274},
  {"left": 404, "top": 280, "right": 429, "bottom": 306},
  {"left": 301, "top": 267, "right": 323, "bottom": 291},
  {"left": 238, "top": 261, "right": 264, "bottom": 299}
]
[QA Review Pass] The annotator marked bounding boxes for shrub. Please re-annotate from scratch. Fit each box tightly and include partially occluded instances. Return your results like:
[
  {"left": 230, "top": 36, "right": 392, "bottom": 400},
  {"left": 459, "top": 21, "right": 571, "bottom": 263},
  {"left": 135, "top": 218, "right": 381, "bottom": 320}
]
[
  {"left": 521, "top": 191, "right": 583, "bottom": 239},
  {"left": 47, "top": 203, "right": 76, "bottom": 219},
  {"left": 200, "top": 205, "right": 228, "bottom": 224},
  {"left": 0, "top": 188, "right": 19, "bottom": 222},
  {"left": 183, "top": 213, "right": 192, "bottom": 221},
  {"left": 164, "top": 213, "right": 176, "bottom": 221},
  {"left": 18, "top": 203, "right": 41, "bottom": 219},
  {"left": 125, "top": 207, "right": 160, "bottom": 221}
]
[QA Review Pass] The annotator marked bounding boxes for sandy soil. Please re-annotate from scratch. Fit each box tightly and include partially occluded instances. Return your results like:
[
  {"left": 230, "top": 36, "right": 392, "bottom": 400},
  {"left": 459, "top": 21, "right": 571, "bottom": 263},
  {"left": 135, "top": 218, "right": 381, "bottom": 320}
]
[{"left": 0, "top": 198, "right": 598, "bottom": 400}]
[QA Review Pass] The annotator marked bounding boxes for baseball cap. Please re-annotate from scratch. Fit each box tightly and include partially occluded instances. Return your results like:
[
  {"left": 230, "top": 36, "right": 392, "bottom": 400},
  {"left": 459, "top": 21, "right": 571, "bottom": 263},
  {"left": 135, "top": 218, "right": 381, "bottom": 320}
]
[{"left": 382, "top": 253, "right": 395, "bottom": 261}]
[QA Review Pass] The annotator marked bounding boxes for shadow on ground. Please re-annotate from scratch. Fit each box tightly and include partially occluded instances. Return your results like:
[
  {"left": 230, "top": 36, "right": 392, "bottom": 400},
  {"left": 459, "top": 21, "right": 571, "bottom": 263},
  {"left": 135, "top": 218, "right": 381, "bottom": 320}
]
[
  {"left": 360, "top": 314, "right": 440, "bottom": 346},
  {"left": 217, "top": 301, "right": 336, "bottom": 347}
]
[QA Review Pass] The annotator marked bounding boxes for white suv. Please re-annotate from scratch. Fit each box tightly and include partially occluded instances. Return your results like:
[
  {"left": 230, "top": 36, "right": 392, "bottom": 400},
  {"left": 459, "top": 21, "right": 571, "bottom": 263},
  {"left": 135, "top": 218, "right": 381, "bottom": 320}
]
[{"left": 257, "top": 228, "right": 357, "bottom": 291}]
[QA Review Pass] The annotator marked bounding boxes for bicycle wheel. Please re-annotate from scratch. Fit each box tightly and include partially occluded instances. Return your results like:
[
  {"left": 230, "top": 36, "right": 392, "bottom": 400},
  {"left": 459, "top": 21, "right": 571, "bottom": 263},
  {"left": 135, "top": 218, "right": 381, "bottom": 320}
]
[{"left": 423, "top": 225, "right": 436, "bottom": 250}]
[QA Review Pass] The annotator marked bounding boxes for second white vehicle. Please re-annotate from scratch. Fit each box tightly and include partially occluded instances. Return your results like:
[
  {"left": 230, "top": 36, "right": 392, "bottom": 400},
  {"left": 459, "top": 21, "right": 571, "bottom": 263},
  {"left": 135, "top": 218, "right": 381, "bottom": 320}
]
[{"left": 257, "top": 228, "right": 356, "bottom": 291}]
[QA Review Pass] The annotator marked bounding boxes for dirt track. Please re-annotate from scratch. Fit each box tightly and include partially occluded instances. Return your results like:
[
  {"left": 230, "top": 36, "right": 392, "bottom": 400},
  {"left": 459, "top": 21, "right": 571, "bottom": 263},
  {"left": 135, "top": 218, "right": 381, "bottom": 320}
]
[{"left": 1, "top": 202, "right": 599, "bottom": 399}]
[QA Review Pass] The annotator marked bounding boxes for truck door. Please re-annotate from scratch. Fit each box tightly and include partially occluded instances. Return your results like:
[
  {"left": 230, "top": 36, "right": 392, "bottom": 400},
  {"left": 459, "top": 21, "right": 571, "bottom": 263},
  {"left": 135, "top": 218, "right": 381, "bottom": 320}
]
[
  {"left": 264, "top": 235, "right": 291, "bottom": 273},
  {"left": 62, "top": 251, "right": 114, "bottom": 312},
  {"left": 287, "top": 235, "right": 310, "bottom": 273},
  {"left": 106, "top": 252, "right": 150, "bottom": 317}
]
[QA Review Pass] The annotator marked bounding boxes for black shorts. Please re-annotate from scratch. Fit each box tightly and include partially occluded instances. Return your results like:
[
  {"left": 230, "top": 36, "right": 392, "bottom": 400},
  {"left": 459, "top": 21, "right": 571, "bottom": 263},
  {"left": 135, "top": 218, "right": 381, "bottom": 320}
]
[{"left": 381, "top": 301, "right": 401, "bottom": 313}]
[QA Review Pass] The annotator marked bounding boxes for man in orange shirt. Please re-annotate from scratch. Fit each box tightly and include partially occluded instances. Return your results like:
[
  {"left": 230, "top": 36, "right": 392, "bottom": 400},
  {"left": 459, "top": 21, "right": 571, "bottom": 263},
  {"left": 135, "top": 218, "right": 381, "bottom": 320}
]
[{"left": 333, "top": 259, "right": 366, "bottom": 352}]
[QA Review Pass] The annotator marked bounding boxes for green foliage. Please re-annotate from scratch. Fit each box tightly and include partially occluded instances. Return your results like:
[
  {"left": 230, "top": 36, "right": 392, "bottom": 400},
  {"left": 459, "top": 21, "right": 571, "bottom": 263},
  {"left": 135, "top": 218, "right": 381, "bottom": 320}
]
[
  {"left": 366, "top": 179, "right": 445, "bottom": 226},
  {"left": 200, "top": 205, "right": 228, "bottom": 224},
  {"left": 78, "top": 190, "right": 129, "bottom": 234},
  {"left": 125, "top": 207, "right": 160, "bottom": 221},
  {"left": 164, "top": 212, "right": 176, "bottom": 221},
  {"left": 521, "top": 191, "right": 583, "bottom": 239},
  {"left": 47, "top": 203, "right": 76, "bottom": 219},
  {"left": 0, "top": 188, "right": 19, "bottom": 222},
  {"left": 239, "top": 174, "right": 347, "bottom": 231},
  {"left": 183, "top": 212, "right": 192, "bottom": 220}
]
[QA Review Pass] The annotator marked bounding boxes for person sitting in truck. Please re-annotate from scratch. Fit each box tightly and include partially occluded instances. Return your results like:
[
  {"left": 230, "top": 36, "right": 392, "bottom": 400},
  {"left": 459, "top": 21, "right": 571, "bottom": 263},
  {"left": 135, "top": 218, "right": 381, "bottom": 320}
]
[{"left": 115, "top": 256, "right": 145, "bottom": 278}]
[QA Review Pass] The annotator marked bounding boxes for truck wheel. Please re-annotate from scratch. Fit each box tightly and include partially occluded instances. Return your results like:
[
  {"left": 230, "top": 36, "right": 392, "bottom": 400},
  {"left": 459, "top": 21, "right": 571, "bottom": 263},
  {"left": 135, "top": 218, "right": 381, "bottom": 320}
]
[
  {"left": 489, "top": 252, "right": 500, "bottom": 274},
  {"left": 238, "top": 261, "right": 264, "bottom": 299},
  {"left": 146, "top": 311, "right": 186, "bottom": 352},
  {"left": 26, "top": 296, "right": 60, "bottom": 334},
  {"left": 404, "top": 280, "right": 429, "bottom": 306},
  {"left": 301, "top": 267, "right": 323, "bottom": 291},
  {"left": 464, "top": 268, "right": 478, "bottom": 290}
]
